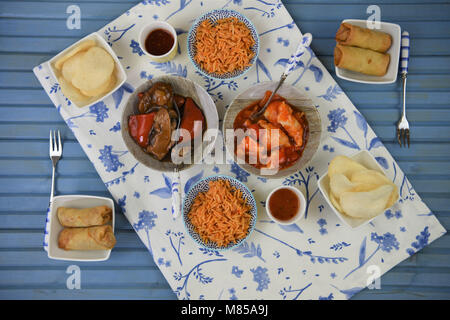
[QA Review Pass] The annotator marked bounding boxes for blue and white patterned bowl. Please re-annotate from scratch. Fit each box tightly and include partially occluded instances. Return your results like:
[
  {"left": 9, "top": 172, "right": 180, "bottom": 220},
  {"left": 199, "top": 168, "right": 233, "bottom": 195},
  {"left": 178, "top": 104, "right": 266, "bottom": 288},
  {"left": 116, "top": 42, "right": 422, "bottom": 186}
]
[
  {"left": 182, "top": 175, "right": 258, "bottom": 250},
  {"left": 187, "top": 9, "right": 260, "bottom": 80}
]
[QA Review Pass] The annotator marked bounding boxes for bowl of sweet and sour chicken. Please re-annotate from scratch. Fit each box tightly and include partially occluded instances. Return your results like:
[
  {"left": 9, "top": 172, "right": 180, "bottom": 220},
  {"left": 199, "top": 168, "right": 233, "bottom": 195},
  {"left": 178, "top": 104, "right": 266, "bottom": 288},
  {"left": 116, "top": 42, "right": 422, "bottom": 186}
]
[{"left": 223, "top": 81, "right": 321, "bottom": 179}]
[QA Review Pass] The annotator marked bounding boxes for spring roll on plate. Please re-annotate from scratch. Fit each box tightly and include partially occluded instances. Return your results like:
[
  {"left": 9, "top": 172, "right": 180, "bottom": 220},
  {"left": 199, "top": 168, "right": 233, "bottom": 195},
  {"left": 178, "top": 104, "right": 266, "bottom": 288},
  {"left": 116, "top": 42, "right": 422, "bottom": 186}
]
[
  {"left": 336, "top": 23, "right": 392, "bottom": 53},
  {"left": 334, "top": 44, "right": 390, "bottom": 76},
  {"left": 58, "top": 225, "right": 116, "bottom": 251},
  {"left": 57, "top": 205, "right": 112, "bottom": 227}
]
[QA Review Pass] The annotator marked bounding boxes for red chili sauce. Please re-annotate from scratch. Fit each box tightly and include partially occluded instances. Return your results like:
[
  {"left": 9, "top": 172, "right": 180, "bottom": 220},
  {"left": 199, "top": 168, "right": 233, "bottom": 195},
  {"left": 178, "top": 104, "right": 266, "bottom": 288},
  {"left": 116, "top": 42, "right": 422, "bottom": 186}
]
[
  {"left": 268, "top": 188, "right": 300, "bottom": 221},
  {"left": 145, "top": 29, "right": 174, "bottom": 56}
]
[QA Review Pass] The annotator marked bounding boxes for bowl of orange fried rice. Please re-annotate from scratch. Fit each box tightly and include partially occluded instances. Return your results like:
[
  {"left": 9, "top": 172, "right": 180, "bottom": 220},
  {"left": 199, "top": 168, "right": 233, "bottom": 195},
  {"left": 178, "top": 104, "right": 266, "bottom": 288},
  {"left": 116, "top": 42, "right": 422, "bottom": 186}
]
[
  {"left": 187, "top": 9, "right": 260, "bottom": 80},
  {"left": 182, "top": 175, "right": 258, "bottom": 250}
]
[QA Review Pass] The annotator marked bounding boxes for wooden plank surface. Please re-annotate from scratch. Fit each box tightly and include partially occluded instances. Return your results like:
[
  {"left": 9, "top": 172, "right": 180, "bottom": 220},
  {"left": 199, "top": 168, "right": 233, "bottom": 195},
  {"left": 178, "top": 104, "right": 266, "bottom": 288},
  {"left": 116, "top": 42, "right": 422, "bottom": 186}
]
[{"left": 0, "top": 0, "right": 449, "bottom": 300}]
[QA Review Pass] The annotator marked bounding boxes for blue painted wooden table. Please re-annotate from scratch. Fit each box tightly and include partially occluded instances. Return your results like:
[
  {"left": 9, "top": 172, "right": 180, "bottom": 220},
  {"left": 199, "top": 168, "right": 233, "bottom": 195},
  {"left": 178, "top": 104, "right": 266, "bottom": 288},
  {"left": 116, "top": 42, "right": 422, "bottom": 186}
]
[{"left": 0, "top": 0, "right": 449, "bottom": 299}]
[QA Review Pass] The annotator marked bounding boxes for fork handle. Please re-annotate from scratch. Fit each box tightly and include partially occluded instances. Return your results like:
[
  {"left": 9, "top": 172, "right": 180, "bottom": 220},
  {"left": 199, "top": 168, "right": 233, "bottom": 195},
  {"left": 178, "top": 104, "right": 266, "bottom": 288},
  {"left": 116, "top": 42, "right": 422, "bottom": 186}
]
[
  {"left": 282, "top": 33, "right": 313, "bottom": 76},
  {"left": 400, "top": 31, "right": 410, "bottom": 118},
  {"left": 44, "top": 165, "right": 56, "bottom": 252},
  {"left": 401, "top": 72, "right": 407, "bottom": 117},
  {"left": 171, "top": 168, "right": 181, "bottom": 219},
  {"left": 50, "top": 165, "right": 56, "bottom": 204},
  {"left": 400, "top": 31, "right": 410, "bottom": 75}
]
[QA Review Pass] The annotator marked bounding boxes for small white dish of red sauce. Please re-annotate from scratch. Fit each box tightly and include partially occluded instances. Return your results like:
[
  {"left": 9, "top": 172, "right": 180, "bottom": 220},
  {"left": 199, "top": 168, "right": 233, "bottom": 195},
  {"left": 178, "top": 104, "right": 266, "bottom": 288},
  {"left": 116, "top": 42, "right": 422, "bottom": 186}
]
[
  {"left": 139, "top": 21, "right": 178, "bottom": 63},
  {"left": 266, "top": 186, "right": 306, "bottom": 225}
]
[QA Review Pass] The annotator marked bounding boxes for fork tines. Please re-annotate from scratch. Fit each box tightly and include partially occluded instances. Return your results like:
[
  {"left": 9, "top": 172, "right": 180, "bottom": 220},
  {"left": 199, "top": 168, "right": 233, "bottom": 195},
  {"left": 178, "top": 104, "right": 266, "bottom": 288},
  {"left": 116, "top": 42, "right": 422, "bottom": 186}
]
[
  {"left": 397, "top": 128, "right": 410, "bottom": 148},
  {"left": 49, "top": 130, "right": 62, "bottom": 154}
]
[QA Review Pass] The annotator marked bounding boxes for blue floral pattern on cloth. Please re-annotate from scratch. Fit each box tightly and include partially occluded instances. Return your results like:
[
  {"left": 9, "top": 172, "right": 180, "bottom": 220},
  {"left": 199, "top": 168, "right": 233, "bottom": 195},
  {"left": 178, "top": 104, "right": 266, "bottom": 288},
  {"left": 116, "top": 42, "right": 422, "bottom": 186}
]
[
  {"left": 406, "top": 227, "right": 430, "bottom": 256},
  {"left": 318, "top": 84, "right": 342, "bottom": 102},
  {"left": 33, "top": 0, "right": 446, "bottom": 300},
  {"left": 250, "top": 266, "right": 270, "bottom": 291},
  {"left": 98, "top": 145, "right": 127, "bottom": 172},
  {"left": 130, "top": 39, "right": 144, "bottom": 56},
  {"left": 133, "top": 210, "right": 158, "bottom": 255},
  {"left": 231, "top": 265, "right": 244, "bottom": 278}
]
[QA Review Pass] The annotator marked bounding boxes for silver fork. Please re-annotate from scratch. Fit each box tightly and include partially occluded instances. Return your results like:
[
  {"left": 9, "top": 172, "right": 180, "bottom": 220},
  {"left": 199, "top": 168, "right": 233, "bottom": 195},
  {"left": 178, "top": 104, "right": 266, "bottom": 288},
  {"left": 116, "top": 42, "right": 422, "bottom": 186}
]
[
  {"left": 397, "top": 31, "right": 410, "bottom": 148},
  {"left": 44, "top": 130, "right": 62, "bottom": 251},
  {"left": 49, "top": 130, "right": 63, "bottom": 204}
]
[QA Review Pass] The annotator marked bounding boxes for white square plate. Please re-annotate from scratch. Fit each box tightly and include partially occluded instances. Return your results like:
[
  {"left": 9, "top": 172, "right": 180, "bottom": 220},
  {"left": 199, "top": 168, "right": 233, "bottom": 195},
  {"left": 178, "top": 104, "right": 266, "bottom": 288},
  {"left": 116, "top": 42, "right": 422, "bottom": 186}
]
[
  {"left": 335, "top": 19, "right": 401, "bottom": 84},
  {"left": 48, "top": 195, "right": 115, "bottom": 262},
  {"left": 318, "top": 150, "right": 399, "bottom": 229},
  {"left": 47, "top": 32, "right": 127, "bottom": 108}
]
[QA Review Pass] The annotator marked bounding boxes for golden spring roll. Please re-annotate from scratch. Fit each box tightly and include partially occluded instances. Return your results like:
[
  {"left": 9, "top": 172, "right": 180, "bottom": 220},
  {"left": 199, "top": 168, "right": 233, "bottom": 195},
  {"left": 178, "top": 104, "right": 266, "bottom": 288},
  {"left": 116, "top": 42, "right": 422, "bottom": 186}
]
[
  {"left": 334, "top": 44, "right": 390, "bottom": 76},
  {"left": 58, "top": 225, "right": 116, "bottom": 251},
  {"left": 336, "top": 23, "right": 392, "bottom": 53},
  {"left": 57, "top": 205, "right": 112, "bottom": 227}
]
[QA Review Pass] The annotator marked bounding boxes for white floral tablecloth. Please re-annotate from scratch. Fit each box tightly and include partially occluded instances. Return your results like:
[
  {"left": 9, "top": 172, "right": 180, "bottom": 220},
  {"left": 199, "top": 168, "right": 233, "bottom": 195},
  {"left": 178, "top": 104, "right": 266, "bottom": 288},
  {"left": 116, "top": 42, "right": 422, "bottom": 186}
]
[{"left": 34, "top": 0, "right": 446, "bottom": 300}]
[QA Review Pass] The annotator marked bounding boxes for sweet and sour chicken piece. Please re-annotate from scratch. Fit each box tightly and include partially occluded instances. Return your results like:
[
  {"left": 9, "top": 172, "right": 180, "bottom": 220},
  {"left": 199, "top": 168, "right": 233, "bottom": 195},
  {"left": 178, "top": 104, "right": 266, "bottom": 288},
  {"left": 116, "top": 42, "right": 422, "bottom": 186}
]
[
  {"left": 236, "top": 136, "right": 267, "bottom": 165},
  {"left": 257, "top": 119, "right": 292, "bottom": 150},
  {"left": 263, "top": 100, "right": 305, "bottom": 147}
]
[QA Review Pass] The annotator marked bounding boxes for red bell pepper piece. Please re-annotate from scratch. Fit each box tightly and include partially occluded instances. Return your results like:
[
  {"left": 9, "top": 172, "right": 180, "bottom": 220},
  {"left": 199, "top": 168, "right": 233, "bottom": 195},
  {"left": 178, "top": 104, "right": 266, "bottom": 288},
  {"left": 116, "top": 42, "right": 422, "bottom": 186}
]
[
  {"left": 128, "top": 113, "right": 155, "bottom": 147},
  {"left": 179, "top": 98, "right": 205, "bottom": 142}
]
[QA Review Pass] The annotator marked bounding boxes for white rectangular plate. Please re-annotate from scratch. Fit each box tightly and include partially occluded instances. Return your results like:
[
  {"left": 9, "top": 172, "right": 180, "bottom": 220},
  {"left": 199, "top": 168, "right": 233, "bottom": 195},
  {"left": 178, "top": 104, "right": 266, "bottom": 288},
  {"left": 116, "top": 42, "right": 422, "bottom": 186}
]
[
  {"left": 48, "top": 195, "right": 115, "bottom": 262},
  {"left": 335, "top": 19, "right": 401, "bottom": 84}
]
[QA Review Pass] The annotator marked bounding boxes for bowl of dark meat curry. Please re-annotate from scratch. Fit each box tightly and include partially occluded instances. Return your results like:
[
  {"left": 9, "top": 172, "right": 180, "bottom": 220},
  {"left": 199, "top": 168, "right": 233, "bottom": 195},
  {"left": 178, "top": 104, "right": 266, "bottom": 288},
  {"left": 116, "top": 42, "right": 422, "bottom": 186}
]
[
  {"left": 223, "top": 81, "right": 321, "bottom": 179},
  {"left": 121, "top": 75, "right": 219, "bottom": 172}
]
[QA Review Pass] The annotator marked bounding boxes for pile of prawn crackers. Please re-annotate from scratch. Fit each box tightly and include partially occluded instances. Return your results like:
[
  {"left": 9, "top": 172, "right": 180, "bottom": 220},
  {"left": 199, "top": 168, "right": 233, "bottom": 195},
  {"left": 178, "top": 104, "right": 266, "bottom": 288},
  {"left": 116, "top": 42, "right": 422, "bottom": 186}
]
[
  {"left": 326, "top": 156, "right": 399, "bottom": 220},
  {"left": 52, "top": 40, "right": 117, "bottom": 107}
]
